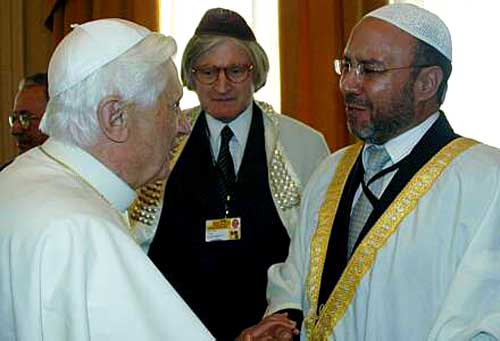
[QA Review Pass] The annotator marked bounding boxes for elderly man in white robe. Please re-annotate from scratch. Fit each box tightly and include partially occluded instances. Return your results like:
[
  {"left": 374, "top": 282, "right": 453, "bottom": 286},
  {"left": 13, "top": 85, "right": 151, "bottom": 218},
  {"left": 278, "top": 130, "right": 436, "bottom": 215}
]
[
  {"left": 241, "top": 3, "right": 500, "bottom": 341},
  {"left": 0, "top": 19, "right": 213, "bottom": 340}
]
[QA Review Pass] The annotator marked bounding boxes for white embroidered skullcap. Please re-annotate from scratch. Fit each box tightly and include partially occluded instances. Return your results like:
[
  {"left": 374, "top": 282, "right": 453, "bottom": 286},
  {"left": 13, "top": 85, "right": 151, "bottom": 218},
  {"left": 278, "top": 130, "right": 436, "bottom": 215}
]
[
  {"left": 48, "top": 18, "right": 151, "bottom": 98},
  {"left": 366, "top": 3, "right": 452, "bottom": 61}
]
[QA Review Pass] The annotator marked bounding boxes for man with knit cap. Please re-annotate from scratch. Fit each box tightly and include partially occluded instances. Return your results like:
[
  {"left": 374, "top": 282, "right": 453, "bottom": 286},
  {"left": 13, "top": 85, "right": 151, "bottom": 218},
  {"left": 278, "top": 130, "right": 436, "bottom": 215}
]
[
  {"left": 140, "top": 7, "right": 329, "bottom": 341},
  {"left": 244, "top": 3, "right": 500, "bottom": 340},
  {"left": 0, "top": 19, "right": 213, "bottom": 340}
]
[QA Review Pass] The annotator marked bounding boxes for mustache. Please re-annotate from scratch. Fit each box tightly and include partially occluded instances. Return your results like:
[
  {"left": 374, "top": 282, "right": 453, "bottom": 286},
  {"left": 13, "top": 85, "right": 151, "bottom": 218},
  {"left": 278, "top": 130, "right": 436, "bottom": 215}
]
[
  {"left": 13, "top": 134, "right": 30, "bottom": 143},
  {"left": 344, "top": 94, "right": 370, "bottom": 108}
]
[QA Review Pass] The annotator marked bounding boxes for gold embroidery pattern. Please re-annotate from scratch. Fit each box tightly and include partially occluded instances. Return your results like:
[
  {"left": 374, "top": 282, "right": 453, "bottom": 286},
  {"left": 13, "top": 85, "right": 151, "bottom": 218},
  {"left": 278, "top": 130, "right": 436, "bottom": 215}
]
[
  {"left": 257, "top": 101, "right": 302, "bottom": 210},
  {"left": 307, "top": 138, "right": 478, "bottom": 340},
  {"left": 128, "top": 180, "right": 164, "bottom": 226},
  {"left": 270, "top": 148, "right": 301, "bottom": 210},
  {"left": 304, "top": 143, "right": 363, "bottom": 338},
  {"left": 256, "top": 100, "right": 278, "bottom": 117}
]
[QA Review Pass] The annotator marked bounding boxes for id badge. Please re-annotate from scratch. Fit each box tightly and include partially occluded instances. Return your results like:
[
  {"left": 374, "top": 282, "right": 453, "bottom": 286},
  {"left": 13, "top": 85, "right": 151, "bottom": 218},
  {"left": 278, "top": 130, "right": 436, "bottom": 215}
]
[{"left": 205, "top": 217, "right": 241, "bottom": 242}]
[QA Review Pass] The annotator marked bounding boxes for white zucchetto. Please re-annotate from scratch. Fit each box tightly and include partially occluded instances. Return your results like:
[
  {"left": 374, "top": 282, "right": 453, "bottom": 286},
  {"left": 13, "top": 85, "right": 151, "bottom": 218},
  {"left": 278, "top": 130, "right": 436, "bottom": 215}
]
[
  {"left": 48, "top": 18, "right": 151, "bottom": 98},
  {"left": 366, "top": 3, "right": 452, "bottom": 61}
]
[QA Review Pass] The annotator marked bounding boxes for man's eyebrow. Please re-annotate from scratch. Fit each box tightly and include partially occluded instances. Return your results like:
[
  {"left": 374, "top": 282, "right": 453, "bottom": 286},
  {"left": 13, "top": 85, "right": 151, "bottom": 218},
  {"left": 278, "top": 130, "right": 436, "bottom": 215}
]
[
  {"left": 12, "top": 110, "right": 33, "bottom": 115},
  {"left": 362, "top": 58, "right": 385, "bottom": 65},
  {"left": 346, "top": 57, "right": 385, "bottom": 65}
]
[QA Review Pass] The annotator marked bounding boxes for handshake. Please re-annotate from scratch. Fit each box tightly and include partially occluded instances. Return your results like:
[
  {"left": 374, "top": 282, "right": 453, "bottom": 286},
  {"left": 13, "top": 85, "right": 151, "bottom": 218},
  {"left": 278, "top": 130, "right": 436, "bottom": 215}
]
[{"left": 238, "top": 313, "right": 300, "bottom": 341}]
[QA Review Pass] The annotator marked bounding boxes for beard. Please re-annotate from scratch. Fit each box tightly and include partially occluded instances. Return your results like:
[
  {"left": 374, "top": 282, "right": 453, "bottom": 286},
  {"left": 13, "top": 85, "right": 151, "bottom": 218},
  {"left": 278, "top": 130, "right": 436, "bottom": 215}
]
[{"left": 346, "top": 80, "right": 415, "bottom": 144}]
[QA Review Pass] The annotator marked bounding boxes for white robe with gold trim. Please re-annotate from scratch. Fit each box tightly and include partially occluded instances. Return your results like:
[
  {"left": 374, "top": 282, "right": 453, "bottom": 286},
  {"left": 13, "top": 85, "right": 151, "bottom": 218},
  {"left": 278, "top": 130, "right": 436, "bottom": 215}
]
[{"left": 267, "top": 143, "right": 500, "bottom": 340}]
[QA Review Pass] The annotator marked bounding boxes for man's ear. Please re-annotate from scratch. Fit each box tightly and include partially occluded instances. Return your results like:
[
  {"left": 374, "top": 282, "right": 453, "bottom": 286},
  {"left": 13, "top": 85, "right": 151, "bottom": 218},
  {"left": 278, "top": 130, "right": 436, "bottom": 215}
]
[
  {"left": 414, "top": 66, "right": 443, "bottom": 103},
  {"left": 97, "top": 96, "right": 129, "bottom": 143}
]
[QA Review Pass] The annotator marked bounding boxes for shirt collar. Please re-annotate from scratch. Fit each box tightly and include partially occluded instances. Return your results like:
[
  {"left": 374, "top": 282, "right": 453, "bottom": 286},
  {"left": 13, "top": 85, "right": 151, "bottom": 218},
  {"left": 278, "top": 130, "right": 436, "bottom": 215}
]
[
  {"left": 40, "top": 138, "right": 136, "bottom": 212},
  {"left": 205, "top": 102, "right": 253, "bottom": 149},
  {"left": 364, "top": 112, "right": 440, "bottom": 165}
]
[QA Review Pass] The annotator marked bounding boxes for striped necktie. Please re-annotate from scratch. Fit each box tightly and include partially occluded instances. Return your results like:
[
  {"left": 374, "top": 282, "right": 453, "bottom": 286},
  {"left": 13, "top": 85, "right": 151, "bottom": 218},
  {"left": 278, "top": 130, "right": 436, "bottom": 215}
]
[{"left": 217, "top": 126, "right": 236, "bottom": 202}]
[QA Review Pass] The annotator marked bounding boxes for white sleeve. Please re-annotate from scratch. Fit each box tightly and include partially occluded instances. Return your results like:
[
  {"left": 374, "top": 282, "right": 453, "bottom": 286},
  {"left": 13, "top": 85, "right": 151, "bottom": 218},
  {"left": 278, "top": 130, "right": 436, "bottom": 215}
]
[
  {"left": 266, "top": 155, "right": 339, "bottom": 316},
  {"left": 428, "top": 181, "right": 500, "bottom": 340},
  {"left": 265, "top": 195, "right": 311, "bottom": 314}
]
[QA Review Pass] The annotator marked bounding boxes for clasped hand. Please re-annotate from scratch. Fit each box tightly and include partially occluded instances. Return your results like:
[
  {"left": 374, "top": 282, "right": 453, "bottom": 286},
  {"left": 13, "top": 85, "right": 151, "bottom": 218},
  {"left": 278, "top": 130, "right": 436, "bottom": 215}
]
[{"left": 237, "top": 313, "right": 299, "bottom": 341}]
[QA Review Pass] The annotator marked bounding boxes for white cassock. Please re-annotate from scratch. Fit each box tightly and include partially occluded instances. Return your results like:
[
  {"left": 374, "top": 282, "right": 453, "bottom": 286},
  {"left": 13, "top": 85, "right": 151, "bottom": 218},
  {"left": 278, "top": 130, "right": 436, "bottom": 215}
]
[
  {"left": 267, "top": 138, "right": 500, "bottom": 340},
  {"left": 0, "top": 138, "right": 214, "bottom": 341}
]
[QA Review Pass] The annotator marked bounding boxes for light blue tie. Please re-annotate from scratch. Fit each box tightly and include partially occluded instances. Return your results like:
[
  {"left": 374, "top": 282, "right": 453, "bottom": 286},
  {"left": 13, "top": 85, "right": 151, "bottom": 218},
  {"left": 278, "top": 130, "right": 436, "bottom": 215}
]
[{"left": 348, "top": 145, "right": 391, "bottom": 257}]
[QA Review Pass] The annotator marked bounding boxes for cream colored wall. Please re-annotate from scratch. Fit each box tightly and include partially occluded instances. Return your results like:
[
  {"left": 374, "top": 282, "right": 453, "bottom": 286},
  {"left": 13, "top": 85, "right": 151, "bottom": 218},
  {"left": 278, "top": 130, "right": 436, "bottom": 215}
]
[{"left": 0, "top": 0, "right": 52, "bottom": 166}]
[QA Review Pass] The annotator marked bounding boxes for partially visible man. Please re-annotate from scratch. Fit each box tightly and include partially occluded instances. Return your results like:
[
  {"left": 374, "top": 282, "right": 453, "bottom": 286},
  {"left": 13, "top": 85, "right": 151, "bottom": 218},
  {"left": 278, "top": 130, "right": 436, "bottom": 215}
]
[
  {"left": 1, "top": 73, "right": 49, "bottom": 170},
  {"left": 247, "top": 3, "right": 500, "bottom": 340},
  {"left": 141, "top": 8, "right": 330, "bottom": 340},
  {"left": 10, "top": 73, "right": 49, "bottom": 153},
  {"left": 0, "top": 19, "right": 212, "bottom": 340}
]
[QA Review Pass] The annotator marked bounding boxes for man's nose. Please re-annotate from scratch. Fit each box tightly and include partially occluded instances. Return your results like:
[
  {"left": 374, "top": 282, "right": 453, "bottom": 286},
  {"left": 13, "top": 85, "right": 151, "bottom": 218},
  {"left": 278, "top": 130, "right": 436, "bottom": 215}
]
[
  {"left": 10, "top": 119, "right": 24, "bottom": 136},
  {"left": 213, "top": 69, "right": 231, "bottom": 93},
  {"left": 339, "top": 68, "right": 363, "bottom": 96}
]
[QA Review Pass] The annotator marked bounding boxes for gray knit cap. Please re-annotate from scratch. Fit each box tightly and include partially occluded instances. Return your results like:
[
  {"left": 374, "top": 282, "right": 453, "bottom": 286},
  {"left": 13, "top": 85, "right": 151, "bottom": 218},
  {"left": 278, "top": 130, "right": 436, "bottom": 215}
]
[{"left": 366, "top": 3, "right": 452, "bottom": 61}]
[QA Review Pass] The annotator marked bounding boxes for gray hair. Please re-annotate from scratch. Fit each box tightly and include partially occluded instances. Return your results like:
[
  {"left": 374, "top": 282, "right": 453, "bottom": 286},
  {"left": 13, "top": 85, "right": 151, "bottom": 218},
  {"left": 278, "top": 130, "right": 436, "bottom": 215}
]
[
  {"left": 40, "top": 34, "right": 177, "bottom": 147},
  {"left": 181, "top": 35, "right": 269, "bottom": 92}
]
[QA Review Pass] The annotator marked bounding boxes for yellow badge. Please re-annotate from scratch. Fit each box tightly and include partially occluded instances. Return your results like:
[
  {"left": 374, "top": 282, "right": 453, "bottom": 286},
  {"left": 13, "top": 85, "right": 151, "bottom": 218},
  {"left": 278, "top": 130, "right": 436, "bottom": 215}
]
[{"left": 205, "top": 217, "right": 241, "bottom": 242}]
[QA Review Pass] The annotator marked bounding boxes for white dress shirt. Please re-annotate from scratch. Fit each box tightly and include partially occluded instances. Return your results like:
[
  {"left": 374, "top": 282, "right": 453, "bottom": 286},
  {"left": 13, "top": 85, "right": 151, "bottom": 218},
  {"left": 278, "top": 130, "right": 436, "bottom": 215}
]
[{"left": 205, "top": 103, "right": 253, "bottom": 175}]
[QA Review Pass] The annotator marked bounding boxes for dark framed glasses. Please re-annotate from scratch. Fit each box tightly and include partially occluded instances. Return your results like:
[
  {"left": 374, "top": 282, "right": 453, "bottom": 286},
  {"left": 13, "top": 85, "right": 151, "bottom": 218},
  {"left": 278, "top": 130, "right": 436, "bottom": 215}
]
[
  {"left": 8, "top": 111, "right": 39, "bottom": 129},
  {"left": 192, "top": 64, "right": 254, "bottom": 85}
]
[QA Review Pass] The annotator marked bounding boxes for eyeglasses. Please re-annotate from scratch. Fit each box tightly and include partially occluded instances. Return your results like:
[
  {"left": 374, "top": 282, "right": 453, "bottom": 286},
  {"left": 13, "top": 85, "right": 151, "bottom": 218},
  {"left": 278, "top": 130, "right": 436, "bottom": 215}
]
[
  {"left": 8, "top": 111, "right": 40, "bottom": 129},
  {"left": 334, "top": 58, "right": 433, "bottom": 79},
  {"left": 192, "top": 64, "right": 254, "bottom": 85}
]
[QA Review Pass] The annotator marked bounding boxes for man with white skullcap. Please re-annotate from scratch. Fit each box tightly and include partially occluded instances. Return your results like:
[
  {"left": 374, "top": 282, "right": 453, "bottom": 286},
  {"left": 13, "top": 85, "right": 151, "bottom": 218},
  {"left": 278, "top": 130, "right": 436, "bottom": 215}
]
[
  {"left": 242, "top": 3, "right": 500, "bottom": 340},
  {"left": 0, "top": 18, "right": 213, "bottom": 340}
]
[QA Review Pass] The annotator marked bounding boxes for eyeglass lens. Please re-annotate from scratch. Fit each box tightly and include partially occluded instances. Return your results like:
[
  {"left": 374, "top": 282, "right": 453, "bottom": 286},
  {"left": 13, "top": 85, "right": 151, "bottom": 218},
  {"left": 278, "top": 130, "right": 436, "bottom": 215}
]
[
  {"left": 193, "top": 65, "right": 253, "bottom": 84},
  {"left": 8, "top": 112, "right": 32, "bottom": 129}
]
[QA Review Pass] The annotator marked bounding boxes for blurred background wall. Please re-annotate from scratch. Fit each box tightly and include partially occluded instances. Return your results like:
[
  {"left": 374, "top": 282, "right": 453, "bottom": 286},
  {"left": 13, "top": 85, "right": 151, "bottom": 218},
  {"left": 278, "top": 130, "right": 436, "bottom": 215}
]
[{"left": 0, "top": 0, "right": 52, "bottom": 164}]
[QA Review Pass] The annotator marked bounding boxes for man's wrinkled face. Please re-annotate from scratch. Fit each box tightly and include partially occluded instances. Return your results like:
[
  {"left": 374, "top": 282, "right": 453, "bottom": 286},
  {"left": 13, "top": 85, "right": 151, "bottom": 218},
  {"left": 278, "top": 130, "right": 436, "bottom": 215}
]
[
  {"left": 154, "top": 64, "right": 188, "bottom": 181},
  {"left": 193, "top": 38, "right": 254, "bottom": 122},
  {"left": 11, "top": 85, "right": 48, "bottom": 153},
  {"left": 340, "top": 18, "right": 418, "bottom": 144},
  {"left": 135, "top": 60, "right": 190, "bottom": 184}
]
